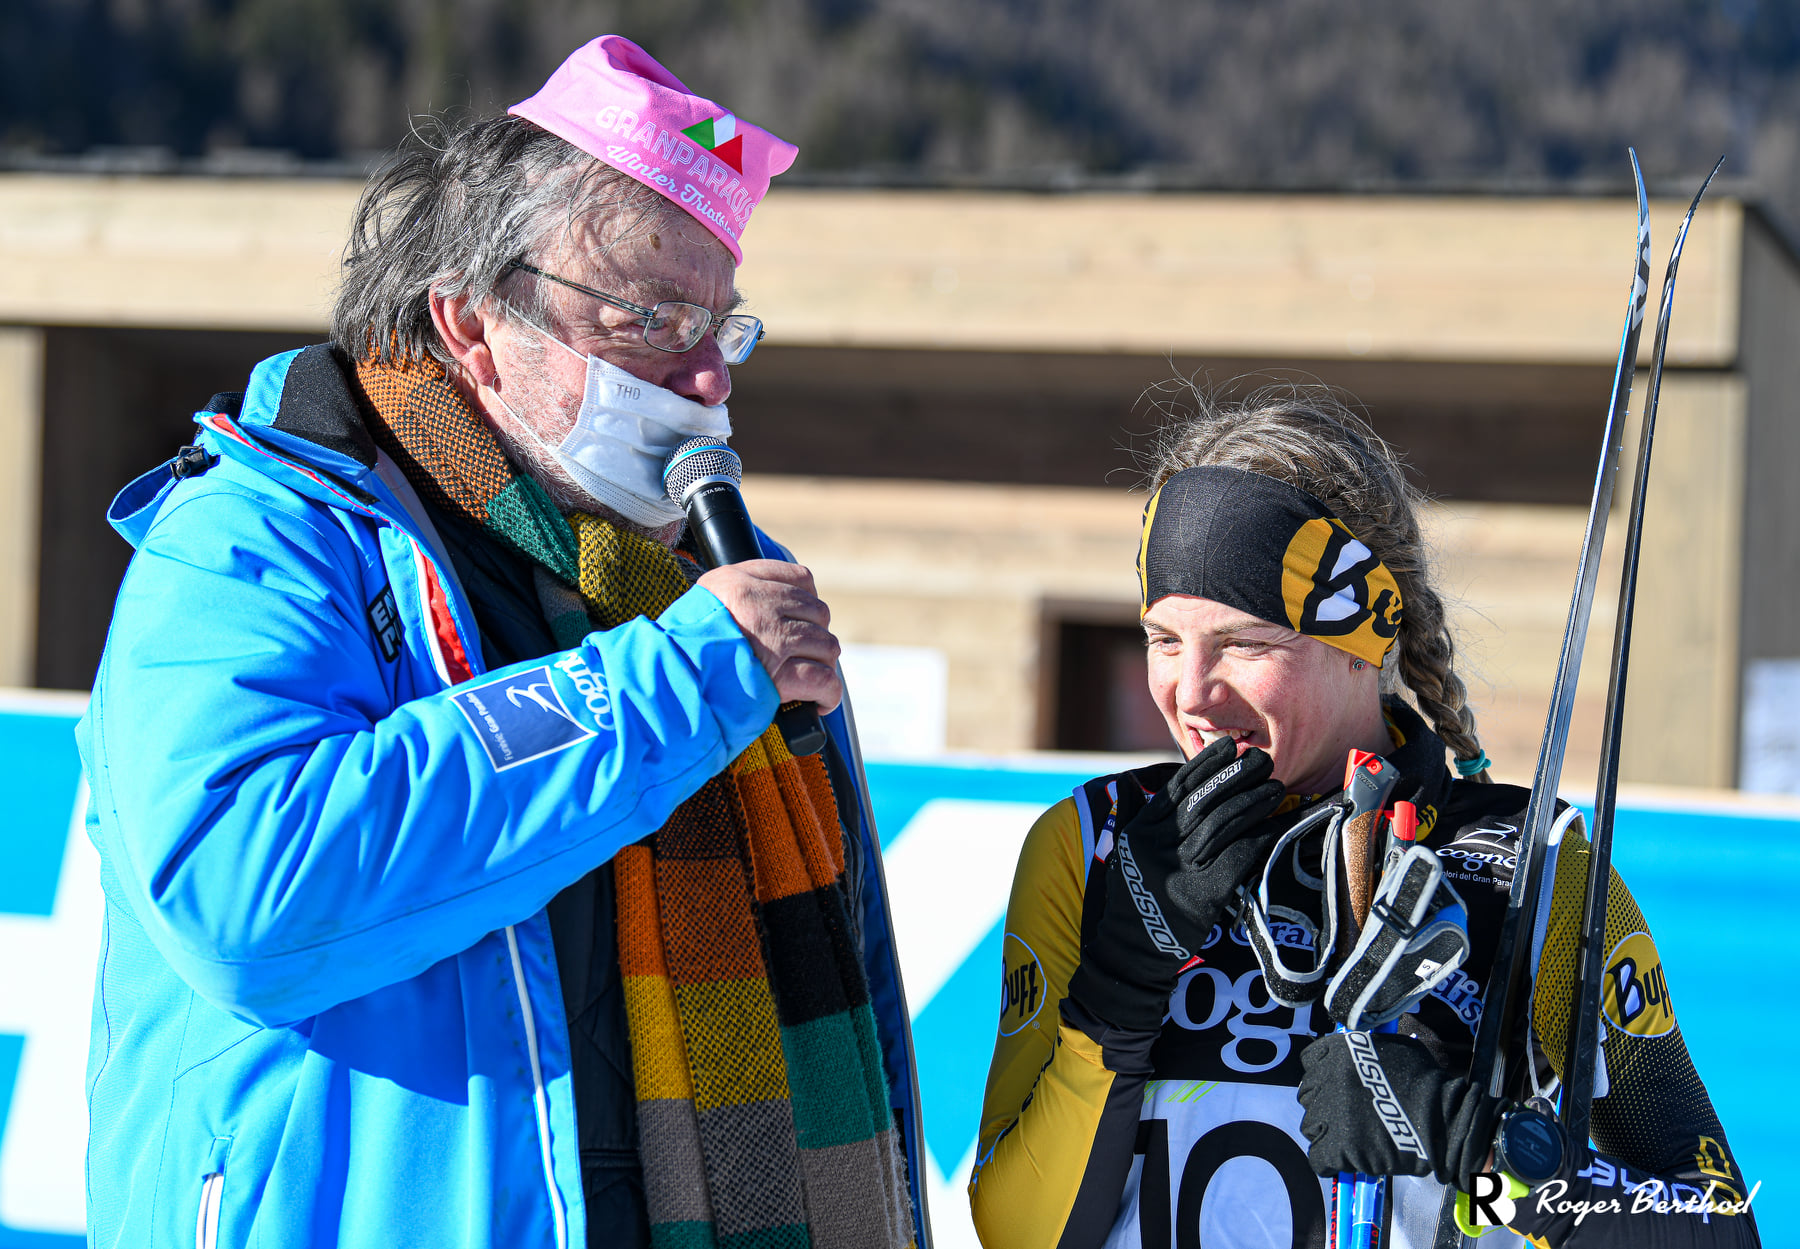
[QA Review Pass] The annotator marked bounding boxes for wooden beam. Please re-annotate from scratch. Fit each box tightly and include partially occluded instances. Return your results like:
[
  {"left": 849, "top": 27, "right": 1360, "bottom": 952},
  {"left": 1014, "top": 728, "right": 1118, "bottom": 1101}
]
[
  {"left": 0, "top": 329, "right": 43, "bottom": 687},
  {"left": 1616, "top": 373, "right": 1747, "bottom": 789},
  {"left": 0, "top": 174, "right": 352, "bottom": 331},
  {"left": 738, "top": 191, "right": 1741, "bottom": 365},
  {"left": 738, "top": 472, "right": 1627, "bottom": 772},
  {"left": 0, "top": 175, "right": 1740, "bottom": 366}
]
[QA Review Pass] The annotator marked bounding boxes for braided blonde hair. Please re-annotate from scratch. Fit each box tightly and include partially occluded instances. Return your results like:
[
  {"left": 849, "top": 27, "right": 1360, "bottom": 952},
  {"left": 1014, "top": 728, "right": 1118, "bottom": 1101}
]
[{"left": 1141, "top": 378, "right": 1490, "bottom": 780}]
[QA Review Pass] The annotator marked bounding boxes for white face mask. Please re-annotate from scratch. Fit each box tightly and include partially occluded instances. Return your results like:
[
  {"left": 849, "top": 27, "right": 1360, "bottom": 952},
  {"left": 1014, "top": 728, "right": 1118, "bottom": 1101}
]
[{"left": 498, "top": 321, "right": 731, "bottom": 528}]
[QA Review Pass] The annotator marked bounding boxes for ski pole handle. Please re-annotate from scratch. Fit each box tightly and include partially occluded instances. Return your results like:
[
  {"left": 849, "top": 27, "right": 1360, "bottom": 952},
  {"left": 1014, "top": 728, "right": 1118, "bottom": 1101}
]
[{"left": 1332, "top": 749, "right": 1403, "bottom": 1248}]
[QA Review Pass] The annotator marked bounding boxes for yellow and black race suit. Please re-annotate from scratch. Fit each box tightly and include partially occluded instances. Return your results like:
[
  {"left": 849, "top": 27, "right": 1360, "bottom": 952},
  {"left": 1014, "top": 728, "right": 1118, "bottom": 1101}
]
[{"left": 970, "top": 718, "right": 1759, "bottom": 1249}]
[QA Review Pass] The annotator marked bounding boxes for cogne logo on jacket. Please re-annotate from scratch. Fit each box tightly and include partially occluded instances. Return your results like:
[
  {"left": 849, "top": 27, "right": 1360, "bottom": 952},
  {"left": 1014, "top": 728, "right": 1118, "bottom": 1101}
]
[{"left": 451, "top": 666, "right": 597, "bottom": 771}]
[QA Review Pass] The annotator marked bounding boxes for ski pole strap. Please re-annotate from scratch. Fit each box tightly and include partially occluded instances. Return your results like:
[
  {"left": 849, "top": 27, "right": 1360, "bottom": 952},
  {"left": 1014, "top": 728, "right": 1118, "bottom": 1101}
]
[
  {"left": 1324, "top": 844, "right": 1472, "bottom": 1031},
  {"left": 1242, "top": 802, "right": 1348, "bottom": 1007}
]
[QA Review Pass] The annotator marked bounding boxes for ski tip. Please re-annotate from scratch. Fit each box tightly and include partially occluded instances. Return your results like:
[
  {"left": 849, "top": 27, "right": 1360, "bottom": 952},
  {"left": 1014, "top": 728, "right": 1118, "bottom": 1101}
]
[
  {"left": 1674, "top": 156, "right": 1728, "bottom": 246},
  {"left": 1629, "top": 149, "right": 1649, "bottom": 221},
  {"left": 1698, "top": 154, "right": 1726, "bottom": 200}
]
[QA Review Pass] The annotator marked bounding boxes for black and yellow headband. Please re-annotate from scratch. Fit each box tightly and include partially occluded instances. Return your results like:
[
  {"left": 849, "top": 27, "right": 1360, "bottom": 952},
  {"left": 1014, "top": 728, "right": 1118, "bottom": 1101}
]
[{"left": 1137, "top": 466, "right": 1404, "bottom": 667}]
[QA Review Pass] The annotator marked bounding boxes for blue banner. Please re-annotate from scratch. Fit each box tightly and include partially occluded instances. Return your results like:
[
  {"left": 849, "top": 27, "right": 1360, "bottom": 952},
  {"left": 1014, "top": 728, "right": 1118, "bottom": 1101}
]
[{"left": 0, "top": 699, "right": 1790, "bottom": 1246}]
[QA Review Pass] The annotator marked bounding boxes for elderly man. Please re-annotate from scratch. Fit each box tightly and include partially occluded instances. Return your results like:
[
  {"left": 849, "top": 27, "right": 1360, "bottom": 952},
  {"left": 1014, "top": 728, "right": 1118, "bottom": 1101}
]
[{"left": 78, "top": 36, "right": 924, "bottom": 1249}]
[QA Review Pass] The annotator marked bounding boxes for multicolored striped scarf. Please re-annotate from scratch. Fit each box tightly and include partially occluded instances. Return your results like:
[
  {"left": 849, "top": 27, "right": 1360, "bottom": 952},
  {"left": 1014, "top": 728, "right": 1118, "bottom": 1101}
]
[{"left": 355, "top": 353, "right": 915, "bottom": 1249}]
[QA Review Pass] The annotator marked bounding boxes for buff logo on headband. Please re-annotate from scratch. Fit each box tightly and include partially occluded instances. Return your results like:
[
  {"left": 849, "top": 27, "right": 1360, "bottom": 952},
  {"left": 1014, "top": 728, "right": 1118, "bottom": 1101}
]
[
  {"left": 509, "top": 35, "right": 798, "bottom": 262},
  {"left": 1137, "top": 465, "right": 1404, "bottom": 667}
]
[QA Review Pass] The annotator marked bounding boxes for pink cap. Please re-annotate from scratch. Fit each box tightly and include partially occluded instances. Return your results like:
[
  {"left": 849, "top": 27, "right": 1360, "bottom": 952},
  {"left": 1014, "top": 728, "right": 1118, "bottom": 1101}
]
[{"left": 510, "top": 35, "right": 798, "bottom": 263}]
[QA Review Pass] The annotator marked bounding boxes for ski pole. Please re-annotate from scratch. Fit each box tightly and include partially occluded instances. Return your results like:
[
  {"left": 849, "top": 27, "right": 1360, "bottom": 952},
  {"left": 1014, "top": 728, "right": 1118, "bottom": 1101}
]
[
  {"left": 1560, "top": 156, "right": 1724, "bottom": 1145},
  {"left": 1331, "top": 751, "right": 1400, "bottom": 1249},
  {"left": 1466, "top": 152, "right": 1651, "bottom": 1108}
]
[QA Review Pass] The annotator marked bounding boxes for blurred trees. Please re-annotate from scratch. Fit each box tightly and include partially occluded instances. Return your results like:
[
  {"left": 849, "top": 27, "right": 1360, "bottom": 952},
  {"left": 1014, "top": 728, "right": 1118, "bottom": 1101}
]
[{"left": 6, "top": 0, "right": 1800, "bottom": 219}]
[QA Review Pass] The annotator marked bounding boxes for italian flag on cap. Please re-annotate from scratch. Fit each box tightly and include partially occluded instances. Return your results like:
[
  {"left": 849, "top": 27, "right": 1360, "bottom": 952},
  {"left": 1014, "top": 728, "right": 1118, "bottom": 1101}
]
[
  {"left": 508, "top": 36, "right": 799, "bottom": 262},
  {"left": 682, "top": 113, "right": 743, "bottom": 173}
]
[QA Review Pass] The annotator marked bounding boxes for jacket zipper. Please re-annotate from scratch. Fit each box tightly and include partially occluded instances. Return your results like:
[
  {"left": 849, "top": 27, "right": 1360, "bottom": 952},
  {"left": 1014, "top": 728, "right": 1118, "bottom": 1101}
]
[
  {"left": 385, "top": 473, "right": 569, "bottom": 1246},
  {"left": 195, "top": 1172, "right": 223, "bottom": 1249},
  {"left": 505, "top": 925, "right": 570, "bottom": 1249}
]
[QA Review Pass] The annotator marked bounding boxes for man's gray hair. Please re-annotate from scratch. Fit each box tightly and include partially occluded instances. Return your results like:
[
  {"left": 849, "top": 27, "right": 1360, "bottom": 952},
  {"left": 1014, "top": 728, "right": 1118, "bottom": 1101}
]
[{"left": 332, "top": 114, "right": 682, "bottom": 364}]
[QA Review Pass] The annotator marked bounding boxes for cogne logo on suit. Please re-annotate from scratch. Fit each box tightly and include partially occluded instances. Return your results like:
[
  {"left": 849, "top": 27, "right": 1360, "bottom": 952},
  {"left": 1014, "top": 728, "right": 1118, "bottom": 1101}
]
[{"left": 1154, "top": 954, "right": 1319, "bottom": 1085}]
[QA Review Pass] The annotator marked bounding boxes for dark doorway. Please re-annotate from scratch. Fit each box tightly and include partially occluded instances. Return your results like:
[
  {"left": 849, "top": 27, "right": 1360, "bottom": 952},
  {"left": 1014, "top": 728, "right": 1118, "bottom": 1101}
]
[
  {"left": 37, "top": 326, "right": 318, "bottom": 690},
  {"left": 1053, "top": 621, "right": 1175, "bottom": 753}
]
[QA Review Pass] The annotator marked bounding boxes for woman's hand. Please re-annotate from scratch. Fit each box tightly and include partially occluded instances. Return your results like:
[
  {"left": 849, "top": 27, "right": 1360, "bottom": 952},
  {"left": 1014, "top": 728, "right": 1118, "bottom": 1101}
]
[
  {"left": 1160, "top": 737, "right": 1292, "bottom": 933},
  {"left": 1065, "top": 737, "right": 1287, "bottom": 1032},
  {"left": 1296, "top": 1030, "right": 1503, "bottom": 1190}
]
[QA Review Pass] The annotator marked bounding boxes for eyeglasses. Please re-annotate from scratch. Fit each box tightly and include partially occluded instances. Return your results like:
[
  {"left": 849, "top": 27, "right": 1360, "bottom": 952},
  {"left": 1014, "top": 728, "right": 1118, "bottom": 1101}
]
[{"left": 506, "top": 261, "right": 764, "bottom": 365}]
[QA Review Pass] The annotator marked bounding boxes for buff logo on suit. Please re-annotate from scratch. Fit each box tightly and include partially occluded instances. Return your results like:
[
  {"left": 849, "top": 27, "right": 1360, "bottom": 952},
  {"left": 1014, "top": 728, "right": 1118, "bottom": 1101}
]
[
  {"left": 1602, "top": 931, "right": 1676, "bottom": 1037},
  {"left": 999, "top": 934, "right": 1047, "bottom": 1038}
]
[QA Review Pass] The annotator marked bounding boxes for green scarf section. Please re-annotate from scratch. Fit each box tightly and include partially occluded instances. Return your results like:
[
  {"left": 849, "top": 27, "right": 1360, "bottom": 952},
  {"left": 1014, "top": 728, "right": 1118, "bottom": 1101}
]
[{"left": 355, "top": 354, "right": 578, "bottom": 584}]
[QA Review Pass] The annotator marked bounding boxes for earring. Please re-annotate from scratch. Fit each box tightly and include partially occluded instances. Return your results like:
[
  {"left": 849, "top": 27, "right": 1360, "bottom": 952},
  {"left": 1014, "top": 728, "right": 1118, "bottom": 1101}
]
[{"left": 1352, "top": 659, "right": 1368, "bottom": 671}]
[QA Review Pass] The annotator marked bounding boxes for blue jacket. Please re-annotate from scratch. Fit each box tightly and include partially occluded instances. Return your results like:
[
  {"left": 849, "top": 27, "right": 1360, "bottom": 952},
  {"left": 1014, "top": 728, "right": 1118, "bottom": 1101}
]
[{"left": 78, "top": 346, "right": 927, "bottom": 1249}]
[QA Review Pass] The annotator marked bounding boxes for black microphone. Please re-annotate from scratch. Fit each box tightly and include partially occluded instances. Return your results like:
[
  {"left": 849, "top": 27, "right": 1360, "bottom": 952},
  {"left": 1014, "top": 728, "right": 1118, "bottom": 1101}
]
[{"left": 664, "top": 437, "right": 829, "bottom": 756}]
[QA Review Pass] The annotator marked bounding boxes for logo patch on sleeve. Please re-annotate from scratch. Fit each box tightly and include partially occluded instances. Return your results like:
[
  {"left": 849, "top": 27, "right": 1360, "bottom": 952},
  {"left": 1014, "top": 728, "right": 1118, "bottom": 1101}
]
[
  {"left": 451, "top": 666, "right": 597, "bottom": 771},
  {"left": 1602, "top": 930, "right": 1676, "bottom": 1038},
  {"left": 999, "top": 932, "right": 1046, "bottom": 1036},
  {"left": 367, "top": 585, "right": 403, "bottom": 662}
]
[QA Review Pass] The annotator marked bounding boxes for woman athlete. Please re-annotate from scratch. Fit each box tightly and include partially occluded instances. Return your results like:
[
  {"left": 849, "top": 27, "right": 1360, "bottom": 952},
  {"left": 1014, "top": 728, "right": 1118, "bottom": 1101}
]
[{"left": 968, "top": 386, "right": 1759, "bottom": 1249}]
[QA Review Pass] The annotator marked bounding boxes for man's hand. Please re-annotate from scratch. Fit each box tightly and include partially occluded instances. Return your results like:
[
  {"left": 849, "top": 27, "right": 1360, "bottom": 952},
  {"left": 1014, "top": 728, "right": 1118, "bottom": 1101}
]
[
  {"left": 1296, "top": 1030, "right": 1503, "bottom": 1190},
  {"left": 698, "top": 561, "right": 843, "bottom": 712},
  {"left": 1065, "top": 738, "right": 1287, "bottom": 1032}
]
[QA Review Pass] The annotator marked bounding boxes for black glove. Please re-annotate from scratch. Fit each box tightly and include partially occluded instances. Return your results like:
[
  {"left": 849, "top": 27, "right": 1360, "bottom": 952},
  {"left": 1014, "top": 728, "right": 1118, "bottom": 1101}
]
[
  {"left": 1066, "top": 738, "right": 1287, "bottom": 1032},
  {"left": 1296, "top": 1030, "right": 1504, "bottom": 1190}
]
